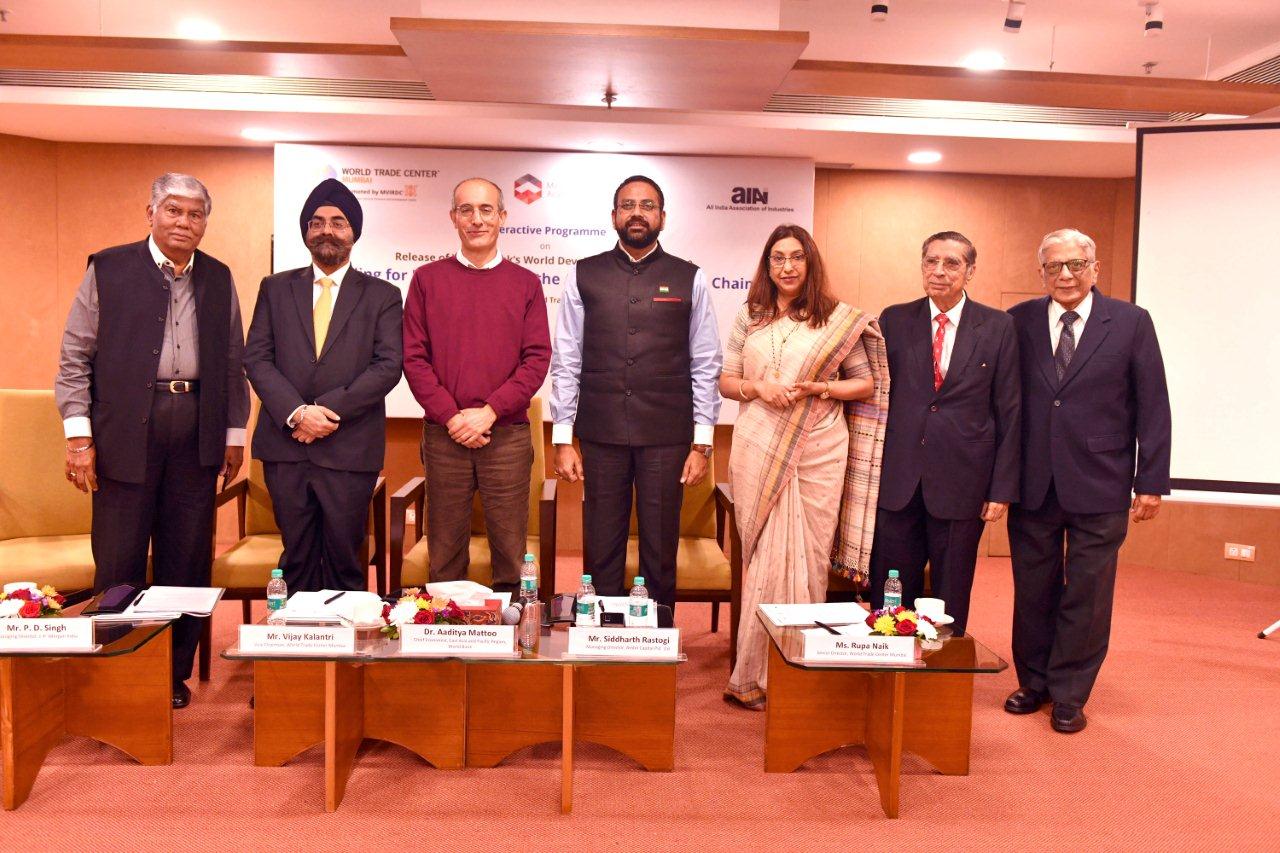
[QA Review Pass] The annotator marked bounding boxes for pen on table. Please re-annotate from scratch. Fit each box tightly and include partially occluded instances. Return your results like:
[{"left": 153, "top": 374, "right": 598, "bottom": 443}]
[
  {"left": 813, "top": 620, "right": 840, "bottom": 635},
  {"left": 323, "top": 591, "right": 346, "bottom": 605},
  {"left": 132, "top": 591, "right": 147, "bottom": 608}
]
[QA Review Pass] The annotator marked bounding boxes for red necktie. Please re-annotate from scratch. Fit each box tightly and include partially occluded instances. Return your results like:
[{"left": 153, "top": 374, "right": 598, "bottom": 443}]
[{"left": 932, "top": 314, "right": 949, "bottom": 391}]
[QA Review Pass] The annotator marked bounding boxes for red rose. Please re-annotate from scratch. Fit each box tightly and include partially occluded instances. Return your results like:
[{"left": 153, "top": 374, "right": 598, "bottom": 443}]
[
  {"left": 413, "top": 610, "right": 430, "bottom": 624},
  {"left": 19, "top": 600, "right": 41, "bottom": 618},
  {"left": 54, "top": 594, "right": 66, "bottom": 605},
  {"left": 892, "top": 605, "right": 905, "bottom": 615},
  {"left": 865, "top": 613, "right": 877, "bottom": 628},
  {"left": 896, "top": 618, "right": 916, "bottom": 636},
  {"left": 9, "top": 589, "right": 32, "bottom": 601}
]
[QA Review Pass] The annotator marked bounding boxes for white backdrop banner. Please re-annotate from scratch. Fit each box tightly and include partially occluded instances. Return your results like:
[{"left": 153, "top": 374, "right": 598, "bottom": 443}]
[{"left": 273, "top": 144, "right": 814, "bottom": 420}]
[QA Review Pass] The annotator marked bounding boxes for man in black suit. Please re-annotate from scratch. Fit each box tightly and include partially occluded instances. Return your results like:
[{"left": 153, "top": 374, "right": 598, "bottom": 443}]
[
  {"left": 244, "top": 179, "right": 403, "bottom": 592},
  {"left": 869, "top": 231, "right": 1020, "bottom": 636},
  {"left": 1004, "top": 228, "right": 1170, "bottom": 733}
]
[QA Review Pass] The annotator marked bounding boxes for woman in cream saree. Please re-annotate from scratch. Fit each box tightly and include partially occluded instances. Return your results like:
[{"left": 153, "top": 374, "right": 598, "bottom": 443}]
[{"left": 720, "top": 225, "right": 889, "bottom": 709}]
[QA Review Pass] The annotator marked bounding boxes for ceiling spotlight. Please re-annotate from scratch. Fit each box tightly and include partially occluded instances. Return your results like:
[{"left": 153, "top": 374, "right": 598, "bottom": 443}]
[
  {"left": 1140, "top": 1, "right": 1163, "bottom": 37},
  {"left": 176, "top": 17, "right": 222, "bottom": 41},
  {"left": 871, "top": 3, "right": 888, "bottom": 22},
  {"left": 1004, "top": 2, "right": 1027, "bottom": 34},
  {"left": 961, "top": 50, "right": 1006, "bottom": 71},
  {"left": 908, "top": 151, "right": 943, "bottom": 165}
]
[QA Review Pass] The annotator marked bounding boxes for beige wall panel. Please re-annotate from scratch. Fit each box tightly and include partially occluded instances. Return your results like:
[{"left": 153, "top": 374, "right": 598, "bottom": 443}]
[{"left": 0, "top": 134, "right": 61, "bottom": 390}]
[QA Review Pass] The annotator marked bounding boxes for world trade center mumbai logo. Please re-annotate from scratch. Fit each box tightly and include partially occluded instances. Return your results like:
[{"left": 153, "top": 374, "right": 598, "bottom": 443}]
[{"left": 514, "top": 173, "right": 542, "bottom": 204}]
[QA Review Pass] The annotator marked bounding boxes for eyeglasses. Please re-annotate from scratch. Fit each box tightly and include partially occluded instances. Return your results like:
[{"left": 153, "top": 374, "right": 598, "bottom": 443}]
[
  {"left": 307, "top": 217, "right": 350, "bottom": 233},
  {"left": 922, "top": 256, "right": 966, "bottom": 273},
  {"left": 453, "top": 204, "right": 502, "bottom": 221},
  {"left": 1042, "top": 259, "right": 1093, "bottom": 276},
  {"left": 617, "top": 200, "right": 660, "bottom": 212},
  {"left": 769, "top": 253, "right": 807, "bottom": 268}
]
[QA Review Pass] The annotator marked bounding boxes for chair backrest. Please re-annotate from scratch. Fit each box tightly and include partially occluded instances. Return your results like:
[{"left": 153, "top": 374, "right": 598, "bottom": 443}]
[
  {"left": 0, "top": 389, "right": 93, "bottom": 540},
  {"left": 243, "top": 396, "right": 280, "bottom": 536},
  {"left": 626, "top": 468, "right": 717, "bottom": 540},
  {"left": 469, "top": 397, "right": 546, "bottom": 536}
]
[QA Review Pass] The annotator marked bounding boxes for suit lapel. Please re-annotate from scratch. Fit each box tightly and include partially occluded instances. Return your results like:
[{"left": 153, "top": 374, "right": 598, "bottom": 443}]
[
  {"left": 940, "top": 297, "right": 982, "bottom": 390},
  {"left": 907, "top": 298, "right": 935, "bottom": 394},
  {"left": 1032, "top": 296, "right": 1059, "bottom": 389},
  {"left": 291, "top": 268, "right": 317, "bottom": 354},
  {"left": 1058, "top": 287, "right": 1112, "bottom": 389},
  {"left": 319, "top": 268, "right": 364, "bottom": 359}
]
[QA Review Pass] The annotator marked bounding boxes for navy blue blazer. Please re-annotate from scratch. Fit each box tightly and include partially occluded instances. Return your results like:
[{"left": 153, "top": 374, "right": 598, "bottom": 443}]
[
  {"left": 244, "top": 266, "right": 404, "bottom": 473},
  {"left": 878, "top": 295, "right": 1021, "bottom": 520},
  {"left": 1008, "top": 287, "right": 1171, "bottom": 514}
]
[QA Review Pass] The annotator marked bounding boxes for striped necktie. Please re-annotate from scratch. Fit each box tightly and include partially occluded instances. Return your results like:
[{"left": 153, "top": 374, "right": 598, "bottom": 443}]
[
  {"left": 1054, "top": 310, "right": 1080, "bottom": 380},
  {"left": 313, "top": 277, "right": 334, "bottom": 357}
]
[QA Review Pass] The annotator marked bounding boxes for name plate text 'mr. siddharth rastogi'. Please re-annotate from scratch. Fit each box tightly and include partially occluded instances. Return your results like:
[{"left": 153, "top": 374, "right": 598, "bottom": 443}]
[{"left": 567, "top": 627, "right": 680, "bottom": 660}]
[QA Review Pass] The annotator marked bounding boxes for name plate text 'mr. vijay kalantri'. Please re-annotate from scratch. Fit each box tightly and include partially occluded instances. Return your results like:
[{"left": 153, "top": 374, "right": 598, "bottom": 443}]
[
  {"left": 802, "top": 633, "right": 918, "bottom": 665},
  {"left": 238, "top": 624, "right": 356, "bottom": 655},
  {"left": 567, "top": 627, "right": 680, "bottom": 660},
  {"left": 0, "top": 618, "right": 96, "bottom": 652},
  {"left": 398, "top": 624, "right": 517, "bottom": 657}
]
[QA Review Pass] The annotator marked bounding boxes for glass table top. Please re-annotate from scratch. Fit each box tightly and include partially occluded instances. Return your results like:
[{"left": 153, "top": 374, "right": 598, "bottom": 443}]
[{"left": 0, "top": 615, "right": 172, "bottom": 658}]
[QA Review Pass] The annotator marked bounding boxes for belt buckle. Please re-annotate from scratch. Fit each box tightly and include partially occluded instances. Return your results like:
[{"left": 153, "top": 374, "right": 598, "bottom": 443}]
[{"left": 167, "top": 380, "right": 189, "bottom": 393}]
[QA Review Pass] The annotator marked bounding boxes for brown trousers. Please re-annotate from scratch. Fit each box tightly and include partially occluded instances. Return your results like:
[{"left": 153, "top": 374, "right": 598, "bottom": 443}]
[{"left": 421, "top": 423, "right": 532, "bottom": 589}]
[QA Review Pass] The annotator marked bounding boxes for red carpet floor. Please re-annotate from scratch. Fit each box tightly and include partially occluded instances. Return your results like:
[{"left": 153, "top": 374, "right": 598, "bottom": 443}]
[{"left": 4, "top": 558, "right": 1279, "bottom": 851}]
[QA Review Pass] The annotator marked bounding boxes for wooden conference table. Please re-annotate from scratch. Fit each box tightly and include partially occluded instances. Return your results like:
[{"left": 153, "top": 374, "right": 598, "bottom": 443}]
[
  {"left": 0, "top": 618, "right": 174, "bottom": 810},
  {"left": 223, "top": 623, "right": 684, "bottom": 813},
  {"left": 760, "top": 612, "right": 1006, "bottom": 818}
]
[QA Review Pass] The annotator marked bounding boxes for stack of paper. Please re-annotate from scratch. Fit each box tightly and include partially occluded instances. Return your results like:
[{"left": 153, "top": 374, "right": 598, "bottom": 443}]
[
  {"left": 280, "top": 590, "right": 382, "bottom": 623},
  {"left": 758, "top": 602, "right": 869, "bottom": 627},
  {"left": 801, "top": 621, "right": 873, "bottom": 641},
  {"left": 92, "top": 586, "right": 225, "bottom": 622}
]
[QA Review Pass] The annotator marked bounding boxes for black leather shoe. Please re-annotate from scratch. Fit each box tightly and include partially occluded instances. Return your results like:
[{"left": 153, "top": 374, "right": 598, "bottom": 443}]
[
  {"left": 1051, "top": 703, "right": 1087, "bottom": 733},
  {"left": 172, "top": 681, "right": 191, "bottom": 709},
  {"left": 1004, "top": 686, "right": 1048, "bottom": 714}
]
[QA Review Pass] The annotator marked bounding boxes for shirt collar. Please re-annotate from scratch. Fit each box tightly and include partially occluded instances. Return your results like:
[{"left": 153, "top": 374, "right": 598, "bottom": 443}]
[
  {"left": 456, "top": 249, "right": 503, "bottom": 270},
  {"left": 929, "top": 292, "right": 966, "bottom": 326},
  {"left": 1049, "top": 289, "right": 1093, "bottom": 325},
  {"left": 616, "top": 241, "right": 661, "bottom": 264},
  {"left": 147, "top": 235, "right": 194, "bottom": 277},
  {"left": 313, "top": 262, "right": 350, "bottom": 285}
]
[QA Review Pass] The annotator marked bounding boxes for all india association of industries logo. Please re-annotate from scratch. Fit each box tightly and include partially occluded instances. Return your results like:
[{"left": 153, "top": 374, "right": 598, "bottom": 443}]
[{"left": 514, "top": 173, "right": 543, "bottom": 204}]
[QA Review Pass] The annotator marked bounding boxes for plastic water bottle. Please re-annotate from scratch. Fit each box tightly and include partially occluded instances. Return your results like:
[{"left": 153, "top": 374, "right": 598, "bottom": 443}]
[
  {"left": 519, "top": 553, "right": 538, "bottom": 605},
  {"left": 519, "top": 601, "right": 540, "bottom": 651},
  {"left": 628, "top": 576, "right": 651, "bottom": 621},
  {"left": 575, "top": 574, "right": 598, "bottom": 627},
  {"left": 883, "top": 569, "right": 903, "bottom": 610},
  {"left": 266, "top": 568, "right": 288, "bottom": 624}
]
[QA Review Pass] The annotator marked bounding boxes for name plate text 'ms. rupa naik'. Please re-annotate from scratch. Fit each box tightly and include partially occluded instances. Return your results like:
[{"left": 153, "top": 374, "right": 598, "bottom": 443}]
[
  {"left": 801, "top": 633, "right": 919, "bottom": 665},
  {"left": 0, "top": 617, "right": 96, "bottom": 652},
  {"left": 398, "top": 624, "right": 517, "bottom": 657},
  {"left": 239, "top": 624, "right": 356, "bottom": 655},
  {"left": 567, "top": 627, "right": 680, "bottom": 660}
]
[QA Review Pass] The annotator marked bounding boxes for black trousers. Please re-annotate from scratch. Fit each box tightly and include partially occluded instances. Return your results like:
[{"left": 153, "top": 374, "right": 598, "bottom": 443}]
[
  {"left": 868, "top": 484, "right": 985, "bottom": 636},
  {"left": 92, "top": 392, "right": 217, "bottom": 684},
  {"left": 262, "top": 460, "right": 377, "bottom": 593},
  {"left": 579, "top": 440, "right": 685, "bottom": 611},
  {"left": 1008, "top": 483, "right": 1129, "bottom": 708}
]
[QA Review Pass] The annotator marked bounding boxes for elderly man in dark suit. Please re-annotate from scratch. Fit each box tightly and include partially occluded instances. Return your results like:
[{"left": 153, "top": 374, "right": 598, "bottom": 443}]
[
  {"left": 244, "top": 179, "right": 403, "bottom": 593},
  {"left": 869, "top": 231, "right": 1021, "bottom": 636},
  {"left": 1004, "top": 228, "right": 1170, "bottom": 733}
]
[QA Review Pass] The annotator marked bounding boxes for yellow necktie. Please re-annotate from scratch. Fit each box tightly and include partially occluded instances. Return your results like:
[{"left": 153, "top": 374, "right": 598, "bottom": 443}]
[{"left": 313, "top": 277, "right": 334, "bottom": 356}]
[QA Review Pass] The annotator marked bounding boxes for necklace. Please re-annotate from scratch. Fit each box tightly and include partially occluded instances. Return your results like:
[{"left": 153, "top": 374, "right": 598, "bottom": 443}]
[{"left": 769, "top": 316, "right": 799, "bottom": 380}]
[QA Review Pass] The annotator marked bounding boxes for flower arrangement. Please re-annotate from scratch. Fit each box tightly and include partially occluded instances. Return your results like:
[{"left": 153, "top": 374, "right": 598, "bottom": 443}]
[
  {"left": 380, "top": 588, "right": 465, "bottom": 640},
  {"left": 865, "top": 606, "right": 939, "bottom": 642},
  {"left": 0, "top": 584, "right": 67, "bottom": 619}
]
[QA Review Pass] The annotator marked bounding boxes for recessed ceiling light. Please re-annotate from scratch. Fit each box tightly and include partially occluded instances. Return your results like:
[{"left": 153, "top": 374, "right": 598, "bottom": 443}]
[
  {"left": 241, "top": 127, "right": 284, "bottom": 141},
  {"left": 961, "top": 50, "right": 1005, "bottom": 71},
  {"left": 908, "top": 150, "right": 943, "bottom": 165},
  {"left": 176, "top": 18, "right": 222, "bottom": 41},
  {"left": 584, "top": 139, "right": 626, "bottom": 150}
]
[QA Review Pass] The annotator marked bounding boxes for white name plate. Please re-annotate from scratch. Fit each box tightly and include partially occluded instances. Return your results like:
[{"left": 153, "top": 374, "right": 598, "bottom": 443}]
[
  {"left": 802, "top": 633, "right": 917, "bottom": 664},
  {"left": 0, "top": 617, "right": 96, "bottom": 651},
  {"left": 399, "top": 624, "right": 516, "bottom": 657},
  {"left": 239, "top": 624, "right": 355, "bottom": 655},
  {"left": 567, "top": 627, "right": 680, "bottom": 660}
]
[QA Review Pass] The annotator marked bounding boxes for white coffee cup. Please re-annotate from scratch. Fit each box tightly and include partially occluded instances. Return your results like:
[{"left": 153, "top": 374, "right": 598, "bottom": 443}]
[
  {"left": 914, "top": 597, "right": 947, "bottom": 620},
  {"left": 3, "top": 581, "right": 38, "bottom": 595}
]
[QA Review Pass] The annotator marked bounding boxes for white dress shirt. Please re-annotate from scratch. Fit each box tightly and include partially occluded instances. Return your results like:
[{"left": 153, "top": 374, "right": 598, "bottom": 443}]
[
  {"left": 1048, "top": 291, "right": 1093, "bottom": 352},
  {"left": 286, "top": 263, "right": 352, "bottom": 427},
  {"left": 929, "top": 292, "right": 966, "bottom": 377},
  {"left": 455, "top": 249, "right": 504, "bottom": 270}
]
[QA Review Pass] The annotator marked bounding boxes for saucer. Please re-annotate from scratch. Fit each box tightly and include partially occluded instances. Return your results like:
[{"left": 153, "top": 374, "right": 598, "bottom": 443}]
[{"left": 923, "top": 613, "right": 954, "bottom": 627}]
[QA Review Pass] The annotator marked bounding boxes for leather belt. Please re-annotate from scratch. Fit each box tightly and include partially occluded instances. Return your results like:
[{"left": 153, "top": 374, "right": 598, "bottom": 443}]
[{"left": 156, "top": 379, "right": 199, "bottom": 393}]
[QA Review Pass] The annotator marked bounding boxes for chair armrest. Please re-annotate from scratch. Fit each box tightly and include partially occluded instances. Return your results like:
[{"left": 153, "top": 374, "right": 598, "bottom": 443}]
[
  {"left": 389, "top": 476, "right": 426, "bottom": 593},
  {"left": 216, "top": 477, "right": 248, "bottom": 541},
  {"left": 369, "top": 476, "right": 387, "bottom": 595},
  {"left": 538, "top": 478, "right": 558, "bottom": 606},
  {"left": 714, "top": 482, "right": 744, "bottom": 673},
  {"left": 713, "top": 481, "right": 735, "bottom": 550}
]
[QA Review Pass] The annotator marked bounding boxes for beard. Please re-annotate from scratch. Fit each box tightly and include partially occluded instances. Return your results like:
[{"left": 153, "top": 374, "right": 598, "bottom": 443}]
[
  {"left": 306, "top": 233, "right": 352, "bottom": 268},
  {"left": 616, "top": 217, "right": 660, "bottom": 250}
]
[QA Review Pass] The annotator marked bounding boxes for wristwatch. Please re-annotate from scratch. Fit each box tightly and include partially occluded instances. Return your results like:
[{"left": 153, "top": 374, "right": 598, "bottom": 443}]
[{"left": 692, "top": 443, "right": 713, "bottom": 459}]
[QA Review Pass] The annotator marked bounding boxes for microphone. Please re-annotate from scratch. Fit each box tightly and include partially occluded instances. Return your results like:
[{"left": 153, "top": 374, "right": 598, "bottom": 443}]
[{"left": 501, "top": 602, "right": 523, "bottom": 625}]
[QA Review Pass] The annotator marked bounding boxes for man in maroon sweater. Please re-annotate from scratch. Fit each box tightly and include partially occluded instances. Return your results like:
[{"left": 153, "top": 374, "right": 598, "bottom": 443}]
[{"left": 402, "top": 177, "right": 551, "bottom": 592}]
